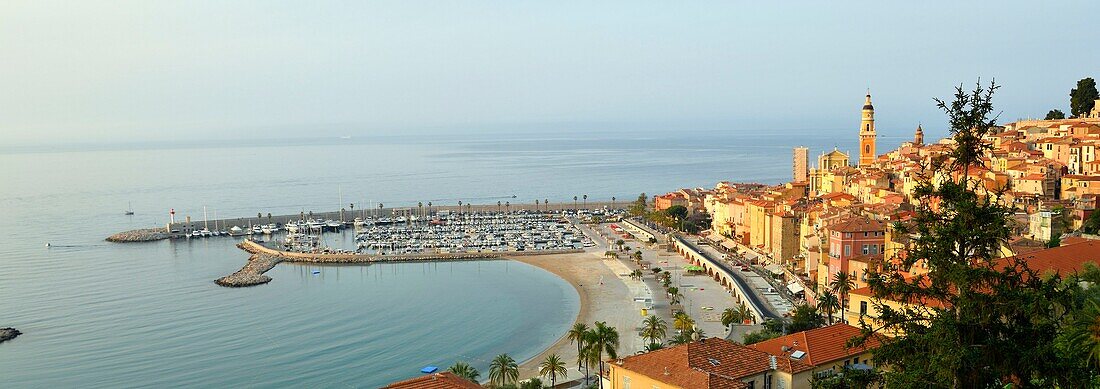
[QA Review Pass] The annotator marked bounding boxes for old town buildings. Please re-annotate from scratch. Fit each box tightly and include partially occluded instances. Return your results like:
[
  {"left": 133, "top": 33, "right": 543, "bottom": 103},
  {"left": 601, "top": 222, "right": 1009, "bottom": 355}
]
[{"left": 655, "top": 93, "right": 1100, "bottom": 310}]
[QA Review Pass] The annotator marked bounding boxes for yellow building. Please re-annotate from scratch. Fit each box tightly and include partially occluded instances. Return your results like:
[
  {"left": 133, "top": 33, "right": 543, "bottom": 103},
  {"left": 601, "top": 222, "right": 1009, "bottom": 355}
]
[
  {"left": 859, "top": 93, "right": 877, "bottom": 167},
  {"left": 748, "top": 200, "right": 772, "bottom": 250},
  {"left": 809, "top": 150, "right": 851, "bottom": 196}
]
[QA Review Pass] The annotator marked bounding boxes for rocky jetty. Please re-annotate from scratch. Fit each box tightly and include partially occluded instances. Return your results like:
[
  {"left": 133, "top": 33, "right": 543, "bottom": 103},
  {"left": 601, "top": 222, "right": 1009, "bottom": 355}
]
[
  {"left": 215, "top": 254, "right": 283, "bottom": 287},
  {"left": 106, "top": 228, "right": 172, "bottom": 242},
  {"left": 0, "top": 327, "right": 21, "bottom": 344}
]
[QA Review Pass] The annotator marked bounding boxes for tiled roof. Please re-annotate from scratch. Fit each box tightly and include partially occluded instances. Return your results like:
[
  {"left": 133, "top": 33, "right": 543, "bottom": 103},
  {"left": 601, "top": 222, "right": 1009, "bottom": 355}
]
[
  {"left": 997, "top": 239, "right": 1100, "bottom": 276},
  {"left": 828, "top": 217, "right": 884, "bottom": 233},
  {"left": 614, "top": 338, "right": 812, "bottom": 388},
  {"left": 382, "top": 372, "right": 482, "bottom": 389},
  {"left": 749, "top": 324, "right": 884, "bottom": 367}
]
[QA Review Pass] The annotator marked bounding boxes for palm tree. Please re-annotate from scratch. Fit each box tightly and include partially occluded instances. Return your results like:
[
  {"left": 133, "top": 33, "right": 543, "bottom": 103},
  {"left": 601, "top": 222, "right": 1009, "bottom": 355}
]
[
  {"left": 584, "top": 322, "right": 619, "bottom": 389},
  {"left": 567, "top": 323, "right": 589, "bottom": 377},
  {"left": 830, "top": 271, "right": 855, "bottom": 315},
  {"left": 427, "top": 201, "right": 432, "bottom": 216},
  {"left": 573, "top": 196, "right": 578, "bottom": 211},
  {"left": 673, "top": 312, "right": 695, "bottom": 333},
  {"left": 497, "top": 200, "right": 502, "bottom": 213},
  {"left": 1062, "top": 298, "right": 1100, "bottom": 370},
  {"left": 644, "top": 342, "right": 664, "bottom": 352},
  {"left": 488, "top": 353, "right": 519, "bottom": 386},
  {"left": 539, "top": 354, "right": 568, "bottom": 387},
  {"left": 447, "top": 361, "right": 480, "bottom": 382},
  {"left": 817, "top": 290, "right": 841, "bottom": 325},
  {"left": 641, "top": 315, "right": 667, "bottom": 344},
  {"left": 611, "top": 196, "right": 616, "bottom": 209},
  {"left": 545, "top": 199, "right": 549, "bottom": 212},
  {"left": 583, "top": 194, "right": 588, "bottom": 209},
  {"left": 615, "top": 239, "right": 625, "bottom": 251},
  {"left": 722, "top": 302, "right": 754, "bottom": 327},
  {"left": 417, "top": 201, "right": 423, "bottom": 219}
]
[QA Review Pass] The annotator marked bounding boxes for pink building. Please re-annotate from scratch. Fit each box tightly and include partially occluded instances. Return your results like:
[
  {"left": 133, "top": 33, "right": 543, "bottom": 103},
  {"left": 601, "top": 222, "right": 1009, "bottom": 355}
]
[{"left": 826, "top": 217, "right": 885, "bottom": 286}]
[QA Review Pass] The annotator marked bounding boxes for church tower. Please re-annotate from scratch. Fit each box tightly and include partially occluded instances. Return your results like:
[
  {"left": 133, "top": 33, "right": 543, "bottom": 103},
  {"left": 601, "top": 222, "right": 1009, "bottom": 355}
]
[
  {"left": 859, "top": 93, "right": 877, "bottom": 167},
  {"left": 914, "top": 123, "right": 924, "bottom": 145}
]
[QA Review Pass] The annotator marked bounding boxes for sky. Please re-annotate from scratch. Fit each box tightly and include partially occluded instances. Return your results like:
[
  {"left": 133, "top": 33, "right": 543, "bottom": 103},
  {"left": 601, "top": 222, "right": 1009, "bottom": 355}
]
[{"left": 1, "top": 1, "right": 1098, "bottom": 145}]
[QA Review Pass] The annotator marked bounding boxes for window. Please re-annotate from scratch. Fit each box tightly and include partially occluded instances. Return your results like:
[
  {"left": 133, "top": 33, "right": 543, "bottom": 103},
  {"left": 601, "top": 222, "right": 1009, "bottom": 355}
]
[
  {"left": 861, "top": 244, "right": 869, "bottom": 255},
  {"left": 747, "top": 381, "right": 755, "bottom": 389},
  {"left": 844, "top": 245, "right": 851, "bottom": 257},
  {"left": 623, "top": 377, "right": 631, "bottom": 389},
  {"left": 860, "top": 301, "right": 868, "bottom": 315},
  {"left": 863, "top": 231, "right": 868, "bottom": 237}
]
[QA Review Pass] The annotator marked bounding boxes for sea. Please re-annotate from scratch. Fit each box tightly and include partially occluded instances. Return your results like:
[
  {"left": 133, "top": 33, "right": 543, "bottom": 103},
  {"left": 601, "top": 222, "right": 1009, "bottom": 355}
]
[{"left": 0, "top": 128, "right": 880, "bottom": 387}]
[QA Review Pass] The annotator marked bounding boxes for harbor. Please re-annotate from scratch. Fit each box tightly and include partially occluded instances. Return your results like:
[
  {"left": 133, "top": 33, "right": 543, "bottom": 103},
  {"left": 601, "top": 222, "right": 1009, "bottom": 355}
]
[
  {"left": 191, "top": 202, "right": 626, "bottom": 288},
  {"left": 106, "top": 201, "right": 625, "bottom": 242}
]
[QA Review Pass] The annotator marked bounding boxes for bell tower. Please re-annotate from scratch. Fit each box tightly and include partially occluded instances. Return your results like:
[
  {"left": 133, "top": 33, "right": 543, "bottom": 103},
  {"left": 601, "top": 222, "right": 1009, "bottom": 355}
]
[
  {"left": 914, "top": 123, "right": 924, "bottom": 145},
  {"left": 859, "top": 93, "right": 877, "bottom": 167}
]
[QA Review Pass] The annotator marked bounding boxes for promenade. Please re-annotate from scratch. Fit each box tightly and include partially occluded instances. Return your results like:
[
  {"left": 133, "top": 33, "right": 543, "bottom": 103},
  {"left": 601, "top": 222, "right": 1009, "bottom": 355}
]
[{"left": 670, "top": 234, "right": 791, "bottom": 320}]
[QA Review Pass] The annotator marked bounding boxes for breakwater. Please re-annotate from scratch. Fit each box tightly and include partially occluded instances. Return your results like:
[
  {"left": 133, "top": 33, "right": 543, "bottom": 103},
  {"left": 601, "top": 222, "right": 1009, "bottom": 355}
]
[
  {"left": 214, "top": 254, "right": 283, "bottom": 287},
  {"left": 216, "top": 240, "right": 585, "bottom": 287},
  {"left": 240, "top": 240, "right": 583, "bottom": 264},
  {"left": 106, "top": 228, "right": 173, "bottom": 242}
]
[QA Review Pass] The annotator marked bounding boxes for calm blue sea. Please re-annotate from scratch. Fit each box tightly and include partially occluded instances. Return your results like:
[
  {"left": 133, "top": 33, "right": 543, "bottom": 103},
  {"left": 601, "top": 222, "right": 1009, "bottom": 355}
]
[{"left": 0, "top": 128, "right": 875, "bottom": 387}]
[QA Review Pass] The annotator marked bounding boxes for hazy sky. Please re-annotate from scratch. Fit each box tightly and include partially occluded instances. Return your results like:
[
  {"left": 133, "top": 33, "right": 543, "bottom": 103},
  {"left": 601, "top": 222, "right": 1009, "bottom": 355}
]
[{"left": 2, "top": 1, "right": 1097, "bottom": 144}]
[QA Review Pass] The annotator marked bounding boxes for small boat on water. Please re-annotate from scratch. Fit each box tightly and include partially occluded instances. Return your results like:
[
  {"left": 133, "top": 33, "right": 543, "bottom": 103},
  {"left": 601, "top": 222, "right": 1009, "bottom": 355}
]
[
  {"left": 124, "top": 202, "right": 134, "bottom": 216},
  {"left": 228, "top": 226, "right": 245, "bottom": 236}
]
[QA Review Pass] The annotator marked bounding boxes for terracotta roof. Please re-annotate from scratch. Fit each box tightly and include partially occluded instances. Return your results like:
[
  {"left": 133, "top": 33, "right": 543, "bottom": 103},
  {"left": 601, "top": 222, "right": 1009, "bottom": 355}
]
[
  {"left": 749, "top": 324, "right": 884, "bottom": 367},
  {"left": 615, "top": 338, "right": 812, "bottom": 388},
  {"left": 828, "top": 217, "right": 884, "bottom": 233},
  {"left": 382, "top": 372, "right": 482, "bottom": 389},
  {"left": 997, "top": 239, "right": 1100, "bottom": 276}
]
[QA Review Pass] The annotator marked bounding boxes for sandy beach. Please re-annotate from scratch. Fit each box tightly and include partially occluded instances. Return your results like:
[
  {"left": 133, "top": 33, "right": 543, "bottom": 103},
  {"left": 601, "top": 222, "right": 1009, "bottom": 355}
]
[{"left": 511, "top": 250, "right": 641, "bottom": 383}]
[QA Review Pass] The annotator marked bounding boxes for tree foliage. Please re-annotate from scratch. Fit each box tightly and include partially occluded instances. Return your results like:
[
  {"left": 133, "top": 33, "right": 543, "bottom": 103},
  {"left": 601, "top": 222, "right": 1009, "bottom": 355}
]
[
  {"left": 447, "top": 361, "right": 480, "bottom": 381},
  {"left": 1071, "top": 77, "right": 1099, "bottom": 118},
  {"left": 1044, "top": 109, "right": 1066, "bottom": 120},
  {"left": 742, "top": 328, "right": 782, "bottom": 344},
  {"left": 1082, "top": 209, "right": 1100, "bottom": 235},
  {"left": 665, "top": 205, "right": 688, "bottom": 220},
  {"left": 788, "top": 304, "right": 826, "bottom": 334},
  {"left": 857, "top": 80, "right": 1100, "bottom": 387},
  {"left": 629, "top": 193, "right": 648, "bottom": 216}
]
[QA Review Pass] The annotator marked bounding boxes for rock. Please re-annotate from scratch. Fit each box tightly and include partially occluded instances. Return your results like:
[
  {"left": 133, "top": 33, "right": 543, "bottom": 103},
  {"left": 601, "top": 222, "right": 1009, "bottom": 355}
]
[
  {"left": 0, "top": 327, "right": 21, "bottom": 344},
  {"left": 215, "top": 254, "right": 282, "bottom": 287},
  {"left": 106, "top": 228, "right": 172, "bottom": 242}
]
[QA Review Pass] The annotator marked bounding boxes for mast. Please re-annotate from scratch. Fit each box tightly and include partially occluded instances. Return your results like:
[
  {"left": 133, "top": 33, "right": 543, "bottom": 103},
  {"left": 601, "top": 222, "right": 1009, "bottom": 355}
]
[{"left": 203, "top": 206, "right": 209, "bottom": 231}]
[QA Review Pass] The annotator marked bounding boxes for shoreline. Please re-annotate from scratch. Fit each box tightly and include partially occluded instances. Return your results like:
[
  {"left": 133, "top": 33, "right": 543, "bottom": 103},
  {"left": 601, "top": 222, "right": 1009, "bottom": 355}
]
[{"left": 511, "top": 251, "right": 639, "bottom": 382}]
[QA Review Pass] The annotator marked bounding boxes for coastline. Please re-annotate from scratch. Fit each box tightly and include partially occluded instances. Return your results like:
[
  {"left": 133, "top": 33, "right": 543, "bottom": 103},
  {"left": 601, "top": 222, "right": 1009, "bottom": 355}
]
[{"left": 511, "top": 251, "right": 639, "bottom": 382}]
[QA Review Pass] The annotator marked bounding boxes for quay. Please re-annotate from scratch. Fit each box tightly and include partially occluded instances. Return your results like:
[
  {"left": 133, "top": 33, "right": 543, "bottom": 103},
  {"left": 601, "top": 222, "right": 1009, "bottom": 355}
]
[
  {"left": 215, "top": 233, "right": 586, "bottom": 288},
  {"left": 238, "top": 239, "right": 584, "bottom": 264}
]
